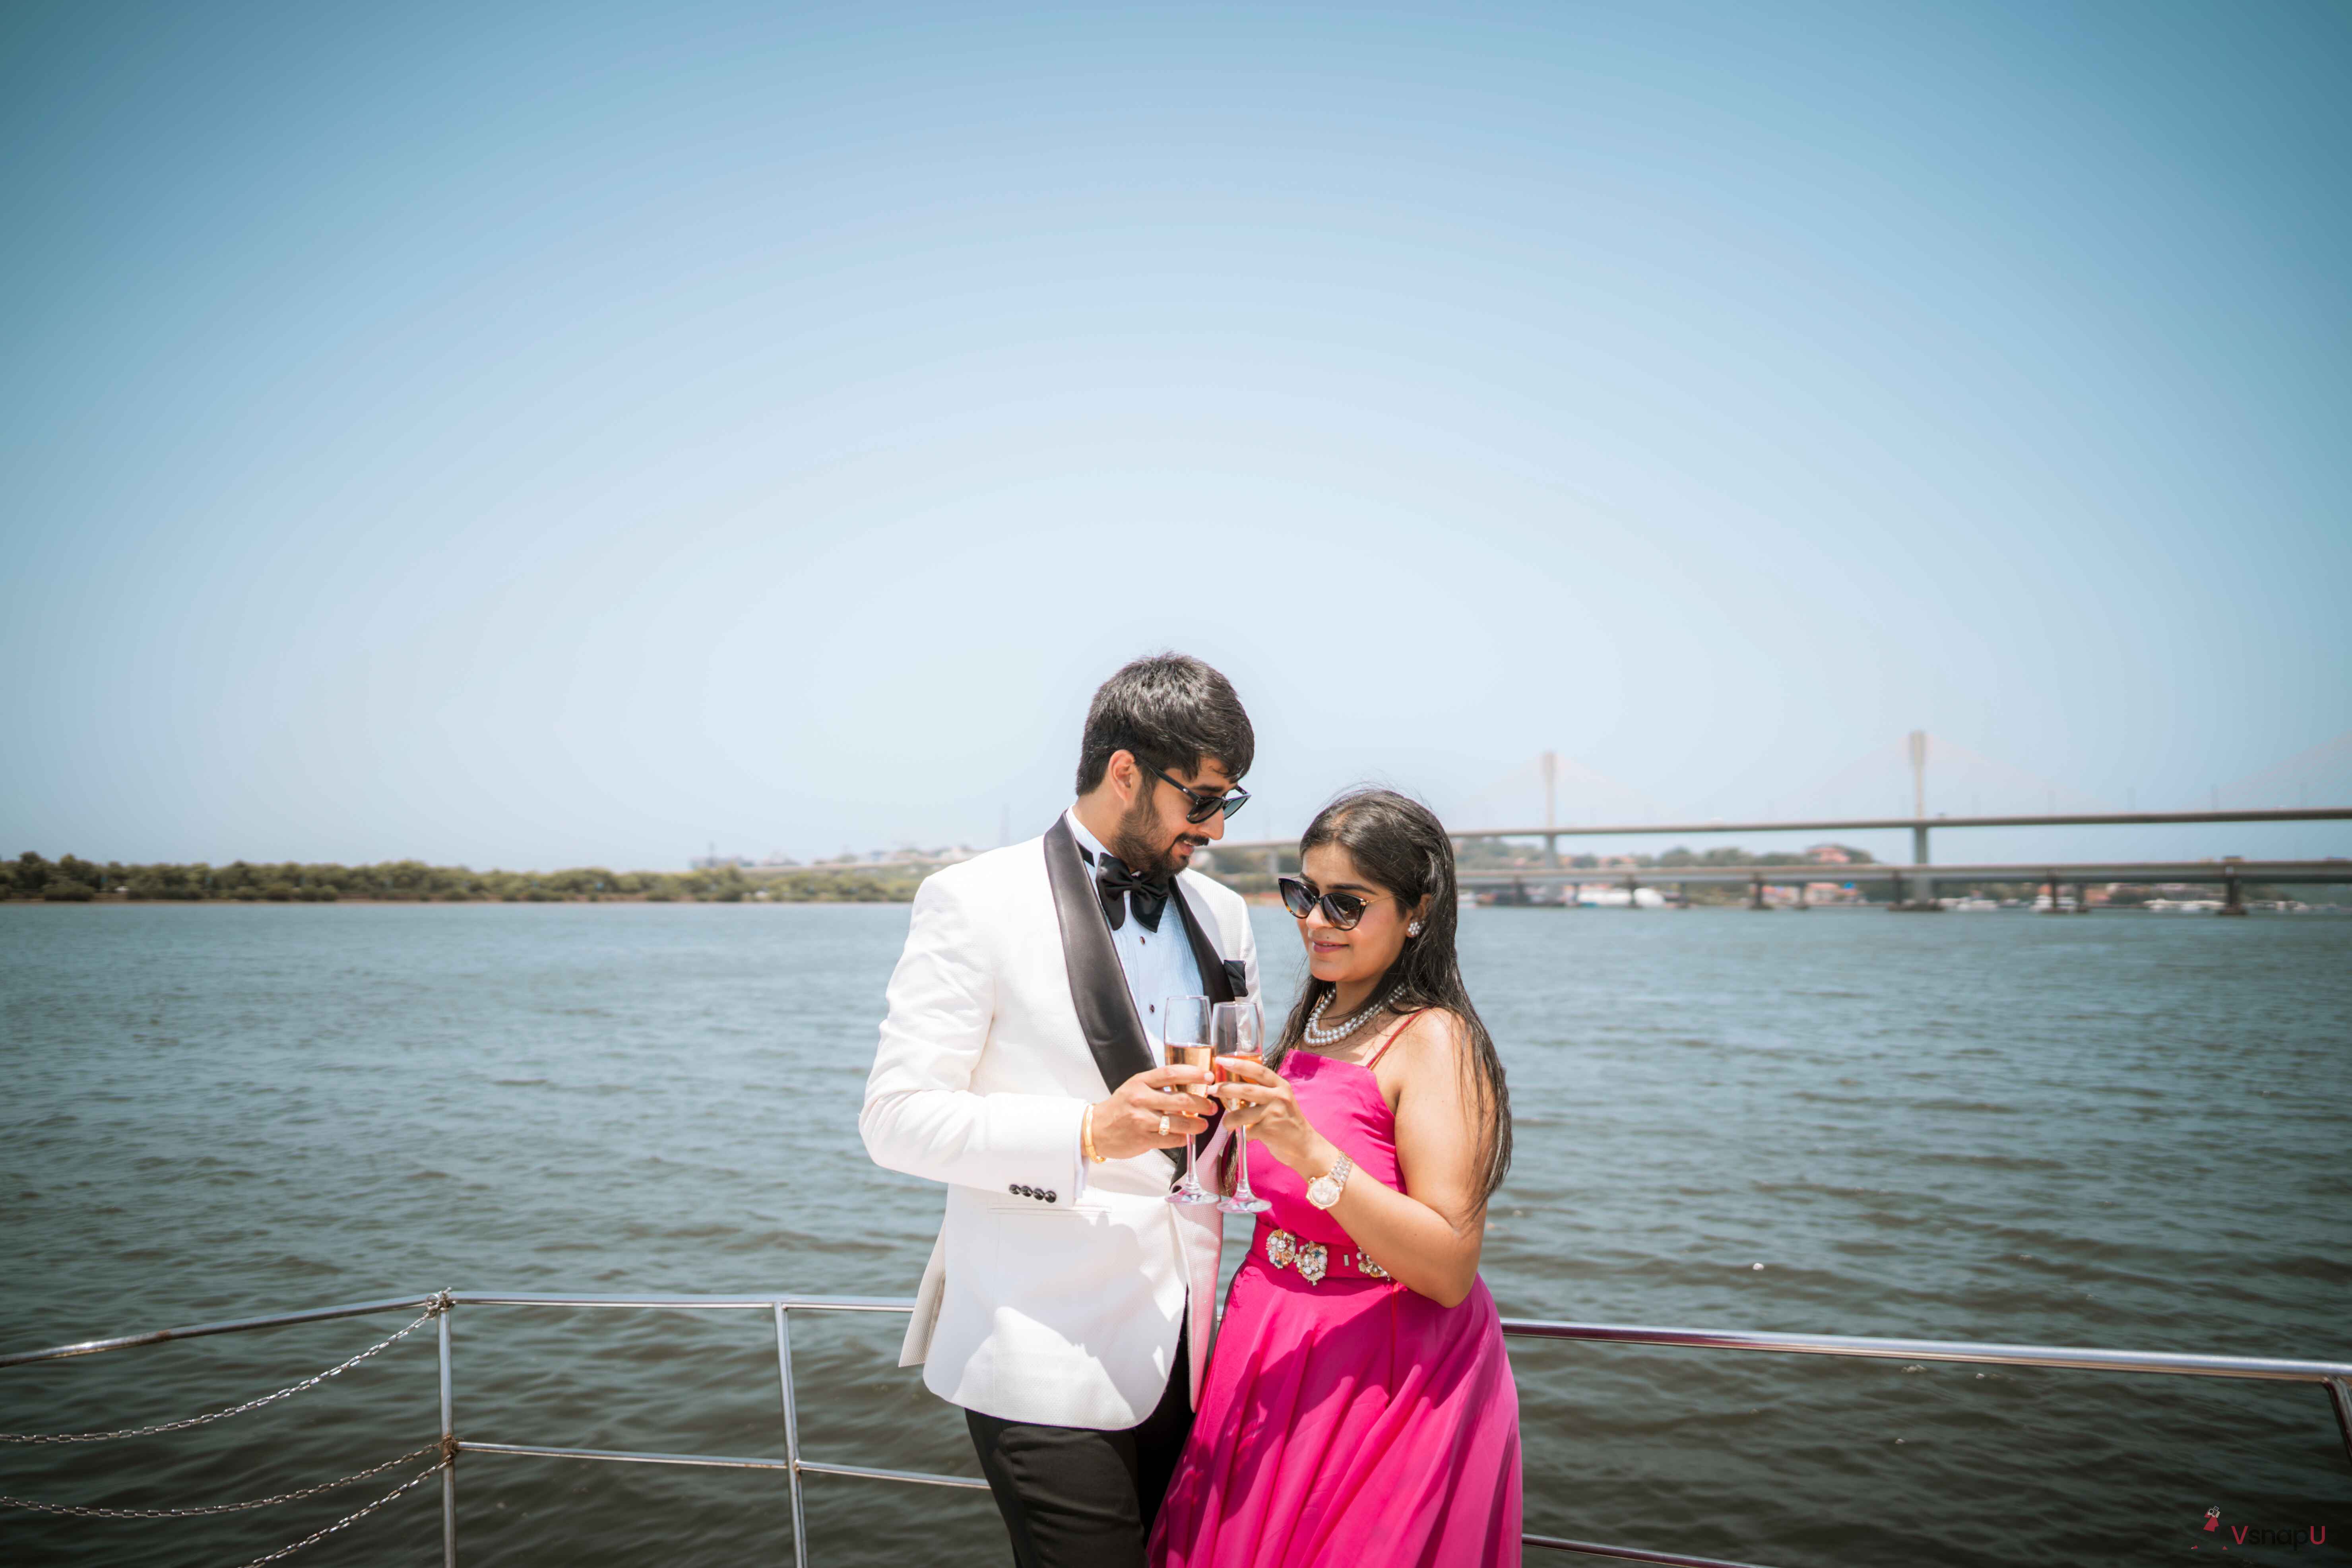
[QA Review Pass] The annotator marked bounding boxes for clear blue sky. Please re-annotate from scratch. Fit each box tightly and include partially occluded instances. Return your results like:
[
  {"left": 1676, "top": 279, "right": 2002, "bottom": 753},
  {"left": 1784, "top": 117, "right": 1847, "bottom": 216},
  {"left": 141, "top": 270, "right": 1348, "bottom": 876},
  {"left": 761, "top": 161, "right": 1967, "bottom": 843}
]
[{"left": 5, "top": 1, "right": 2348, "bottom": 870}]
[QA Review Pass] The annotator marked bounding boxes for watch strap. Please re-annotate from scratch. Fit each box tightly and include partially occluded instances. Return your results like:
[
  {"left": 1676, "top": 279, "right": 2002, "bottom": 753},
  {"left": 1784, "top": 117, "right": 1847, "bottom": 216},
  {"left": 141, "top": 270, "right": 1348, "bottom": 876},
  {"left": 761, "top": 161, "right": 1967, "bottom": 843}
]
[{"left": 1307, "top": 1150, "right": 1354, "bottom": 1209}]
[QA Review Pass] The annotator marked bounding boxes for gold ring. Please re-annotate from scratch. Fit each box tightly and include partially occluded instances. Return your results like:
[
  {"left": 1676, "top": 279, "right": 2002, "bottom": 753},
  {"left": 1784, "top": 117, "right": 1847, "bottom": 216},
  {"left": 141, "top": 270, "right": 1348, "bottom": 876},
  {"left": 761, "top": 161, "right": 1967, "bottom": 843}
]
[{"left": 1158, "top": 1113, "right": 1171, "bottom": 1136}]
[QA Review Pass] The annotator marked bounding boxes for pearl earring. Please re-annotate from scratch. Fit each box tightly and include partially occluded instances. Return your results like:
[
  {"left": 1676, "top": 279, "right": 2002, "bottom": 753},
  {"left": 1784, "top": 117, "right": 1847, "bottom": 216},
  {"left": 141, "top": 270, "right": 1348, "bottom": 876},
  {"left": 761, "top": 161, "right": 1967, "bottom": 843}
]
[{"left": 1407, "top": 921, "right": 1423, "bottom": 937}]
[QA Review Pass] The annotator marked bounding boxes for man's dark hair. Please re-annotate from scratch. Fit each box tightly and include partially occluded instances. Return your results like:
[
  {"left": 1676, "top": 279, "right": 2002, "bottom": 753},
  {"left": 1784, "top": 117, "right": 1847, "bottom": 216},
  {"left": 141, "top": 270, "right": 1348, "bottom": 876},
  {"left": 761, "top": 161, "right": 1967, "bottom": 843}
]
[{"left": 1075, "top": 653, "right": 1255, "bottom": 795}]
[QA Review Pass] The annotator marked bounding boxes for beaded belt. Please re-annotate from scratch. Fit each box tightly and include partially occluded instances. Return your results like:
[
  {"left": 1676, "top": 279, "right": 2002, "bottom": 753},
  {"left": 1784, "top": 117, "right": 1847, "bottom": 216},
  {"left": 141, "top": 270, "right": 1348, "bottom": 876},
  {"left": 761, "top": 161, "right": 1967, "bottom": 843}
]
[{"left": 1259, "top": 1227, "right": 1391, "bottom": 1286}]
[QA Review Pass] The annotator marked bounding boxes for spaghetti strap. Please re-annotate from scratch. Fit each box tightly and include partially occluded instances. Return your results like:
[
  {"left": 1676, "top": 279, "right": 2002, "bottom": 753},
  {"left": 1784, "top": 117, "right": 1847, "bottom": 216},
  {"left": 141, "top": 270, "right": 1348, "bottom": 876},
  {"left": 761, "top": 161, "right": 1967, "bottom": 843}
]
[{"left": 1359, "top": 1009, "right": 1425, "bottom": 1071}]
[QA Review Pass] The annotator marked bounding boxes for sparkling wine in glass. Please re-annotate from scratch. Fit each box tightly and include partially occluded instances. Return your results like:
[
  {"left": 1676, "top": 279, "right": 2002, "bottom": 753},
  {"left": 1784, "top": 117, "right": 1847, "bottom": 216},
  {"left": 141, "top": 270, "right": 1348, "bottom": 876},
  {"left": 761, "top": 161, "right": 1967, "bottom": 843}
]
[
  {"left": 1213, "top": 999, "right": 1271, "bottom": 1214},
  {"left": 1161, "top": 996, "right": 1218, "bottom": 1206}
]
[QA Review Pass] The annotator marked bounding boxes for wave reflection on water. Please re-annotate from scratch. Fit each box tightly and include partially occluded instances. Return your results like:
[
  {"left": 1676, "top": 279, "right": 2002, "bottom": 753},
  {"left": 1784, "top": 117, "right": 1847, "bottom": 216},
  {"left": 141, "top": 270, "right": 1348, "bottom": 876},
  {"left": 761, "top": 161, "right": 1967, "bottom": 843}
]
[{"left": 2, "top": 903, "right": 2347, "bottom": 1566}]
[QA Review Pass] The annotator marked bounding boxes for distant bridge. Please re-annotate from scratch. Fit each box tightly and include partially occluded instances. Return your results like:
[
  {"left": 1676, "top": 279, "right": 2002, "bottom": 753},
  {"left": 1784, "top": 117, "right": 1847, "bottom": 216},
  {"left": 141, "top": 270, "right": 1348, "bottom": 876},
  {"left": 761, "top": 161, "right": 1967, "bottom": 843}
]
[
  {"left": 1217, "top": 805, "right": 2352, "bottom": 870},
  {"left": 754, "top": 809, "right": 2352, "bottom": 911},
  {"left": 1450, "top": 858, "right": 2348, "bottom": 914},
  {"left": 1214, "top": 806, "right": 2352, "bottom": 915}
]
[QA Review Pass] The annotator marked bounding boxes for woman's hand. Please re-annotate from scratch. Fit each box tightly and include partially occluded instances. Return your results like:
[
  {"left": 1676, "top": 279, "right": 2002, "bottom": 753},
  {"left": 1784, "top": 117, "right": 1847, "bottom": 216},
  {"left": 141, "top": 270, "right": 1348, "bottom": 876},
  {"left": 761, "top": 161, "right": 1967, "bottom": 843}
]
[{"left": 1214, "top": 1056, "right": 1336, "bottom": 1176}]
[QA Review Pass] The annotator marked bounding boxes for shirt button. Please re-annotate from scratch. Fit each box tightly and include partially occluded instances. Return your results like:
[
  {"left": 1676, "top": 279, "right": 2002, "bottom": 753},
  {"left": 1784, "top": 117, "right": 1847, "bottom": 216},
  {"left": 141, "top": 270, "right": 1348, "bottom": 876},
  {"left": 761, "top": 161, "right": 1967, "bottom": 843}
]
[{"left": 1045, "top": 1191, "right": 1058, "bottom": 1203}]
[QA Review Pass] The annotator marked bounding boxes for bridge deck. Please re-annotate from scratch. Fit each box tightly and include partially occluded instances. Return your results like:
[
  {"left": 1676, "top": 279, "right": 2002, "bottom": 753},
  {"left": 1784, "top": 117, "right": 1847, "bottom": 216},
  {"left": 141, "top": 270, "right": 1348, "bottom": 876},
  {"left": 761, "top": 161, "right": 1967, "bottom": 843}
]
[{"left": 1449, "top": 859, "right": 2348, "bottom": 886}]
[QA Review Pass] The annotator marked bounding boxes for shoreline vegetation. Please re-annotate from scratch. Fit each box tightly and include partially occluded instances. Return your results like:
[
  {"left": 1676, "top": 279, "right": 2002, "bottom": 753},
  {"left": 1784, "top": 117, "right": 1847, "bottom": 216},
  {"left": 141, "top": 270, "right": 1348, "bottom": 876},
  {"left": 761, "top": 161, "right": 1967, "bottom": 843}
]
[
  {"left": 9, "top": 844, "right": 1875, "bottom": 907},
  {"left": 3, "top": 852, "right": 921, "bottom": 904},
  {"left": 1208, "top": 841, "right": 1894, "bottom": 906},
  {"left": 14, "top": 846, "right": 2318, "bottom": 909}
]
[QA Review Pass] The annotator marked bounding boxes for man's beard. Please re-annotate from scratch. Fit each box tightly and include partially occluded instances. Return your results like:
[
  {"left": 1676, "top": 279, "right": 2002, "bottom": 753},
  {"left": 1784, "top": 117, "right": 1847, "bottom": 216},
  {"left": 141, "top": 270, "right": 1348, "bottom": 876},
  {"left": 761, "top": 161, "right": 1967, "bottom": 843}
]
[{"left": 1109, "top": 793, "right": 1201, "bottom": 881}]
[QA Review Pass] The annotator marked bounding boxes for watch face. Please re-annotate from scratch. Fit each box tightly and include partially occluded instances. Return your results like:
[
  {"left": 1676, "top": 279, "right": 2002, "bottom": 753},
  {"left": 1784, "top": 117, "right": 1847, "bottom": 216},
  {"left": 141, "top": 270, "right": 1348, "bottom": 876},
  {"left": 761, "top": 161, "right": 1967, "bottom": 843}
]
[{"left": 1308, "top": 1153, "right": 1350, "bottom": 1208}]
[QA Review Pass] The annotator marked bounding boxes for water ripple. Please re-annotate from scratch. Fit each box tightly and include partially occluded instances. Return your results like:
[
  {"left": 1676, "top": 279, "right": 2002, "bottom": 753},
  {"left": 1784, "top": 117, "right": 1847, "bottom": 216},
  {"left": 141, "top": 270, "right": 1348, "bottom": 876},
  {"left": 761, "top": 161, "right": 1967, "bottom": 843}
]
[{"left": 2, "top": 903, "right": 2346, "bottom": 1566}]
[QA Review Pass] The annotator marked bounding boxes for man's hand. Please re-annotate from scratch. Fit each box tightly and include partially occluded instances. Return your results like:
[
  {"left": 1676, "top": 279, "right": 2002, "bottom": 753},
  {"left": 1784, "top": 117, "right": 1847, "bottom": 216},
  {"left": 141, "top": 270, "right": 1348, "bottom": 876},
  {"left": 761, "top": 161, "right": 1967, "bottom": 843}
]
[{"left": 1091, "top": 1065, "right": 1216, "bottom": 1162}]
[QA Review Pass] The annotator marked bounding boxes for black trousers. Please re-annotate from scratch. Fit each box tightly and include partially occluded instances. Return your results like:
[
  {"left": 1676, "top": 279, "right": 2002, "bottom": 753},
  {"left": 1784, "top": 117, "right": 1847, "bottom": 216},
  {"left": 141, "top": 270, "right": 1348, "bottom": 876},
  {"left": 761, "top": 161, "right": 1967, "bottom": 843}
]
[{"left": 965, "top": 1324, "right": 1192, "bottom": 1568}]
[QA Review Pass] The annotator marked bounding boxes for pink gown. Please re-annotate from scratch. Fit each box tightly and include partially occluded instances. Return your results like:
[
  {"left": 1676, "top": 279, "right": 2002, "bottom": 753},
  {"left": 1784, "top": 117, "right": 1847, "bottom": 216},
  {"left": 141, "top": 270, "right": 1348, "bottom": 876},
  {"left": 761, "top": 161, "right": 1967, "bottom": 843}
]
[{"left": 1150, "top": 1018, "right": 1523, "bottom": 1568}]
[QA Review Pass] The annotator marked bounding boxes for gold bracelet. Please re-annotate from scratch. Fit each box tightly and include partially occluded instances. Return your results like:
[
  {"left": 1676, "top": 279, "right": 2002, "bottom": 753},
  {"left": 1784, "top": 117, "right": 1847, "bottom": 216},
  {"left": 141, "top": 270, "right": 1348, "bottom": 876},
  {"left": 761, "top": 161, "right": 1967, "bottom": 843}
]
[{"left": 1082, "top": 1104, "right": 1106, "bottom": 1163}]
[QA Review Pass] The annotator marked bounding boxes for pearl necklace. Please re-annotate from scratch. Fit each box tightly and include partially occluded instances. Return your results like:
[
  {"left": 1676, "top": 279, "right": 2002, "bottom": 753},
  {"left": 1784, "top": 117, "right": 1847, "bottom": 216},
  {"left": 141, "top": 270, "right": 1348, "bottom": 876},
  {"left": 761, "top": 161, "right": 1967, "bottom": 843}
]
[{"left": 1302, "top": 985, "right": 1398, "bottom": 1048}]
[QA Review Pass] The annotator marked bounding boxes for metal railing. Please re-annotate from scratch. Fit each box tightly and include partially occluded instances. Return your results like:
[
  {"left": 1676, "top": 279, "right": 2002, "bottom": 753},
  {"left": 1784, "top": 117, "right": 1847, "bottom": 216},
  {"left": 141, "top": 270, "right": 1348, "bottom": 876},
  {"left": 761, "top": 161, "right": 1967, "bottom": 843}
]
[
  {"left": 7, "top": 1291, "right": 2349, "bottom": 1568},
  {"left": 440, "top": 1289, "right": 987, "bottom": 1568}
]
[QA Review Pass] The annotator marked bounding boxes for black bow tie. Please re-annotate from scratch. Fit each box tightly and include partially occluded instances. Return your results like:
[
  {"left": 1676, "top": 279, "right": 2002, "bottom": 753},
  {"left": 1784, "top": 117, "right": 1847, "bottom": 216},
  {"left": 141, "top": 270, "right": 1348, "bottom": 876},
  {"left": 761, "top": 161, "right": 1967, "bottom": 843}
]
[{"left": 1087, "top": 848, "right": 1170, "bottom": 933}]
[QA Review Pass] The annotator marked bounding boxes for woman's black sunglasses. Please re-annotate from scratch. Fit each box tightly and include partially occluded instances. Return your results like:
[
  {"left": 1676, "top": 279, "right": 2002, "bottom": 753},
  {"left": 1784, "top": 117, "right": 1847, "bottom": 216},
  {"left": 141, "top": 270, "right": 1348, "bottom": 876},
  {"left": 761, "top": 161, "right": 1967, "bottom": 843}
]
[
  {"left": 1278, "top": 876, "right": 1382, "bottom": 930},
  {"left": 1149, "top": 766, "right": 1249, "bottom": 825}
]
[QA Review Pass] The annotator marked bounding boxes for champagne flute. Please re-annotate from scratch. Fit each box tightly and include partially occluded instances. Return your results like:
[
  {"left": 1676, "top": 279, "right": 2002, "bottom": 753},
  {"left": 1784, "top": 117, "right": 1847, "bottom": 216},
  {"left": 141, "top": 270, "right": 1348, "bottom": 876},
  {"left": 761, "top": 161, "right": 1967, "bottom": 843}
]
[
  {"left": 1161, "top": 996, "right": 1218, "bottom": 1206},
  {"left": 1213, "top": 998, "right": 1271, "bottom": 1214}
]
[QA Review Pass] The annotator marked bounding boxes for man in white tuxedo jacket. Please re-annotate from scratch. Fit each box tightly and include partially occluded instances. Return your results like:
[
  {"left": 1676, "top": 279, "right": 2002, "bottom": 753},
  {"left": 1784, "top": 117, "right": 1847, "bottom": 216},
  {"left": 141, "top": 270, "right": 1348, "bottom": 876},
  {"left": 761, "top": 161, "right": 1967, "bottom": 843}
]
[{"left": 861, "top": 654, "right": 1260, "bottom": 1568}]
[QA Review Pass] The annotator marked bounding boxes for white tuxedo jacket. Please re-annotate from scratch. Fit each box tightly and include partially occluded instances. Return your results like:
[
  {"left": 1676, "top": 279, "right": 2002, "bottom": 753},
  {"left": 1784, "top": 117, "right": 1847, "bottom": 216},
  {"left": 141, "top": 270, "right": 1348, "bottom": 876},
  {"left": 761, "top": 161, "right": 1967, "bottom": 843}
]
[{"left": 859, "top": 820, "right": 1258, "bottom": 1428}]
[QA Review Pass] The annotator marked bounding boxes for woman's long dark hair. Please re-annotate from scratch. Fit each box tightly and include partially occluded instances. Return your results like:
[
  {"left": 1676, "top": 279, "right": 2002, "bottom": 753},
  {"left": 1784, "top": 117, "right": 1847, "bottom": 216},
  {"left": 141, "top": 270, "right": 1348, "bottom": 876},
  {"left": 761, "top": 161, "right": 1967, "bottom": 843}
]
[{"left": 1271, "top": 788, "right": 1512, "bottom": 1206}]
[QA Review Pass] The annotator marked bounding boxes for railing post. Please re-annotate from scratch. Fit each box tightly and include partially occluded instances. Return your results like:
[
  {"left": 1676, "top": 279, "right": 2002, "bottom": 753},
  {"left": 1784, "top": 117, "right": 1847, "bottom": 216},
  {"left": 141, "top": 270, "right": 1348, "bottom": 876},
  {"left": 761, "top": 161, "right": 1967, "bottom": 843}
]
[
  {"left": 2328, "top": 1378, "right": 2352, "bottom": 1471},
  {"left": 438, "top": 1296, "right": 457, "bottom": 1568},
  {"left": 775, "top": 1304, "right": 809, "bottom": 1568}
]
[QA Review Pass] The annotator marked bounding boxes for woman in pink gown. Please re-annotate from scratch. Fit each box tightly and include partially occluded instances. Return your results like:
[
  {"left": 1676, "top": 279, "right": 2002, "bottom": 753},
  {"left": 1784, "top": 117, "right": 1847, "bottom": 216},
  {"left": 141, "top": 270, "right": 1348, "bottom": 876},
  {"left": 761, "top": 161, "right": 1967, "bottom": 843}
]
[{"left": 1152, "top": 789, "right": 1521, "bottom": 1568}]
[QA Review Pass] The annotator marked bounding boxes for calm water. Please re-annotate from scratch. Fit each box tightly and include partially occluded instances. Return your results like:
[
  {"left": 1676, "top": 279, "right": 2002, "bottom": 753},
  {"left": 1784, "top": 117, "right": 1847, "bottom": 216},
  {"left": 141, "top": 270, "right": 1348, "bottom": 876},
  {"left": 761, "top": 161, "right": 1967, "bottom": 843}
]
[{"left": 3, "top": 903, "right": 2347, "bottom": 1566}]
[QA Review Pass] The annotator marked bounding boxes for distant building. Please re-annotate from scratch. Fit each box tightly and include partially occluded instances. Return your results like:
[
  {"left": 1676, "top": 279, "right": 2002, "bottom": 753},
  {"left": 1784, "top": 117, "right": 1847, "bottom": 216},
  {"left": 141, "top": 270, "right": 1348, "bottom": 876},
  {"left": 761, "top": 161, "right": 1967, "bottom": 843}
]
[
  {"left": 1805, "top": 843, "right": 1863, "bottom": 865},
  {"left": 1756, "top": 881, "right": 1863, "bottom": 906}
]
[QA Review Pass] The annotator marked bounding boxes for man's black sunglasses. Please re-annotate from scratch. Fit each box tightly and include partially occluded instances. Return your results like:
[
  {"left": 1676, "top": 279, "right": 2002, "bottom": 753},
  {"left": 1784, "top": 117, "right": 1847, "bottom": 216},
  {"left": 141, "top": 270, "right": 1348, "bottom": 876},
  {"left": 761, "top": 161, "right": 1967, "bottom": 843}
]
[
  {"left": 1148, "top": 765, "right": 1249, "bottom": 825},
  {"left": 1278, "top": 875, "right": 1382, "bottom": 930}
]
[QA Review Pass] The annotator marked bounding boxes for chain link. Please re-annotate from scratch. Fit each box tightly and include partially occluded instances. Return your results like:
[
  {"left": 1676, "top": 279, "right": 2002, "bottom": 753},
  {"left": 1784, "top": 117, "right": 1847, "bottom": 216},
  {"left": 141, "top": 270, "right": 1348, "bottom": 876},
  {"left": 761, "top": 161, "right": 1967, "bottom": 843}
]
[
  {"left": 0, "top": 1295, "right": 448, "bottom": 1446},
  {"left": 235, "top": 1449, "right": 449, "bottom": 1568},
  {"left": 0, "top": 1441, "right": 446, "bottom": 1518}
]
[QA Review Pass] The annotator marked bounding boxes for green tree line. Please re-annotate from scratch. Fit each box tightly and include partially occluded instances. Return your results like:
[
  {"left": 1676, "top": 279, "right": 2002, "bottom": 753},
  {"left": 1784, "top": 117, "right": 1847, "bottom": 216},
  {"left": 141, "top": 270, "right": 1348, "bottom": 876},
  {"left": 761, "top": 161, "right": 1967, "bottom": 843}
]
[
  {"left": 1452, "top": 841, "right": 1880, "bottom": 870},
  {"left": 1200, "top": 840, "right": 1878, "bottom": 897},
  {"left": 4, "top": 853, "right": 925, "bottom": 904}
]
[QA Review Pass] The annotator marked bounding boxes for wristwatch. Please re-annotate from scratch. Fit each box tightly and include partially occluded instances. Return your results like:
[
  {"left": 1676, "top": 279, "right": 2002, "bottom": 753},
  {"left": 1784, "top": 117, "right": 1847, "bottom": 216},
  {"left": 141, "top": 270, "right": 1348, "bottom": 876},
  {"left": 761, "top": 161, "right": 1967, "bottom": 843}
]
[{"left": 1305, "top": 1151, "right": 1354, "bottom": 1210}]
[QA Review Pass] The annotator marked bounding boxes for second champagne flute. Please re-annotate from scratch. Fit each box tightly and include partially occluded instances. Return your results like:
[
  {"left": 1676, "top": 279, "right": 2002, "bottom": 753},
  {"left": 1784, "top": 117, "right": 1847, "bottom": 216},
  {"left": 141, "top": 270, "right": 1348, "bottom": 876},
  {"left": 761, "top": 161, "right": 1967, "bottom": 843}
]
[
  {"left": 1161, "top": 995, "right": 1218, "bottom": 1206},
  {"left": 1212, "top": 999, "right": 1271, "bottom": 1213}
]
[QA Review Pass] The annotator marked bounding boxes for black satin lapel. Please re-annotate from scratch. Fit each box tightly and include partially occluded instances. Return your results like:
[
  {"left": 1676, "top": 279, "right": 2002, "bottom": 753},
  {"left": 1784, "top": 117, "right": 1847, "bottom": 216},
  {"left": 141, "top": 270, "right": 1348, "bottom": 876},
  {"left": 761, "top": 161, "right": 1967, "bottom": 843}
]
[
  {"left": 1171, "top": 878, "right": 1235, "bottom": 1004},
  {"left": 1042, "top": 818, "right": 1179, "bottom": 1171}
]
